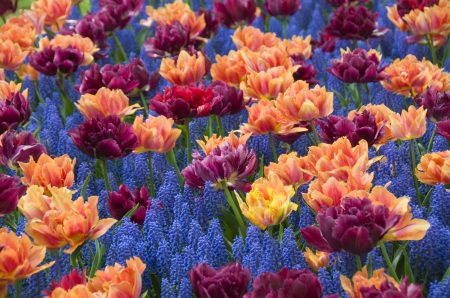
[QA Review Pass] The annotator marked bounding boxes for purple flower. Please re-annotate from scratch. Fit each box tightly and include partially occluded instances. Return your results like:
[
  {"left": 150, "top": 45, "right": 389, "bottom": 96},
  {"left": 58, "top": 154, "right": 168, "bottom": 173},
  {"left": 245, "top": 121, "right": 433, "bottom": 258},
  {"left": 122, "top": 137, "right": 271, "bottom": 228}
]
[
  {"left": 213, "top": 0, "right": 259, "bottom": 29},
  {"left": 317, "top": 111, "right": 385, "bottom": 147},
  {"left": 68, "top": 115, "right": 138, "bottom": 160},
  {"left": 397, "top": 0, "right": 439, "bottom": 17},
  {"left": 360, "top": 277, "right": 423, "bottom": 298},
  {"left": 264, "top": 0, "right": 301, "bottom": 17},
  {"left": 198, "top": 9, "right": 219, "bottom": 39},
  {"left": 98, "top": 0, "right": 143, "bottom": 32},
  {"left": 188, "top": 262, "right": 251, "bottom": 298},
  {"left": 311, "top": 32, "right": 339, "bottom": 53},
  {"left": 29, "top": 46, "right": 83, "bottom": 78},
  {"left": 0, "top": 93, "right": 31, "bottom": 134},
  {"left": 0, "top": 0, "right": 18, "bottom": 17},
  {"left": 324, "top": 6, "right": 389, "bottom": 40},
  {"left": 301, "top": 198, "right": 400, "bottom": 255},
  {"left": 0, "top": 131, "right": 46, "bottom": 171},
  {"left": 326, "top": 0, "right": 370, "bottom": 8},
  {"left": 181, "top": 142, "right": 258, "bottom": 192},
  {"left": 436, "top": 118, "right": 450, "bottom": 142},
  {"left": 107, "top": 184, "right": 153, "bottom": 225},
  {"left": 0, "top": 174, "right": 26, "bottom": 217},
  {"left": 273, "top": 121, "right": 311, "bottom": 144},
  {"left": 210, "top": 80, "right": 247, "bottom": 117},
  {"left": 414, "top": 87, "right": 450, "bottom": 122},
  {"left": 244, "top": 268, "right": 323, "bottom": 298},
  {"left": 291, "top": 54, "right": 319, "bottom": 85}
]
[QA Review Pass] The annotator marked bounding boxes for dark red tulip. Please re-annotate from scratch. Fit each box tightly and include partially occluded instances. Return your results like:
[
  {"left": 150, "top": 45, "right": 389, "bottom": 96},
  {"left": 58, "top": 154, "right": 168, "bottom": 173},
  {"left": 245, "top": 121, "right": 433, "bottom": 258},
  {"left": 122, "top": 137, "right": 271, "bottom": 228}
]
[
  {"left": 359, "top": 277, "right": 423, "bottom": 298},
  {"left": 311, "top": 32, "right": 339, "bottom": 53},
  {"left": 29, "top": 47, "right": 58, "bottom": 77},
  {"left": 0, "top": 93, "right": 31, "bottom": 134},
  {"left": 98, "top": 0, "right": 143, "bottom": 32},
  {"left": 414, "top": 87, "right": 450, "bottom": 123},
  {"left": 210, "top": 80, "right": 247, "bottom": 117},
  {"left": 198, "top": 8, "right": 219, "bottom": 39},
  {"left": 68, "top": 115, "right": 138, "bottom": 160},
  {"left": 29, "top": 46, "right": 83, "bottom": 78},
  {"left": 43, "top": 269, "right": 86, "bottom": 296},
  {"left": 436, "top": 119, "right": 450, "bottom": 142},
  {"left": 397, "top": 0, "right": 439, "bottom": 17},
  {"left": 0, "top": 131, "right": 46, "bottom": 171},
  {"left": 213, "top": 0, "right": 259, "bottom": 29},
  {"left": 324, "top": 6, "right": 389, "bottom": 40},
  {"left": 244, "top": 268, "right": 323, "bottom": 298},
  {"left": 264, "top": 0, "right": 301, "bottom": 17},
  {"left": 0, "top": 0, "right": 18, "bottom": 17},
  {"left": 326, "top": 0, "right": 370, "bottom": 8},
  {"left": 189, "top": 262, "right": 251, "bottom": 298},
  {"left": 291, "top": 54, "right": 319, "bottom": 85},
  {"left": 301, "top": 198, "right": 401, "bottom": 255},
  {"left": 0, "top": 174, "right": 26, "bottom": 216},
  {"left": 274, "top": 121, "right": 311, "bottom": 144}
]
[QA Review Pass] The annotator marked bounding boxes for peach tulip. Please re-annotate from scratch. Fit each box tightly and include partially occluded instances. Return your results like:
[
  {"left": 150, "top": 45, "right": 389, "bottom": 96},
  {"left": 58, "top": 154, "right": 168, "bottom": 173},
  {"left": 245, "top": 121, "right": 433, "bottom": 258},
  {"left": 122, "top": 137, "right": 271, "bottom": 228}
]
[
  {"left": 264, "top": 152, "right": 314, "bottom": 189},
  {"left": 15, "top": 64, "right": 39, "bottom": 81},
  {"left": 282, "top": 35, "right": 313, "bottom": 59},
  {"left": 0, "top": 39, "right": 28, "bottom": 70},
  {"left": 160, "top": 50, "right": 207, "bottom": 85},
  {"left": 48, "top": 285, "right": 94, "bottom": 298},
  {"left": 388, "top": 105, "right": 427, "bottom": 140},
  {"left": 211, "top": 50, "right": 247, "bottom": 87},
  {"left": 231, "top": 26, "right": 281, "bottom": 51},
  {"left": 197, "top": 131, "right": 252, "bottom": 155},
  {"left": 31, "top": 0, "right": 72, "bottom": 28},
  {"left": 415, "top": 151, "right": 450, "bottom": 185},
  {"left": 304, "top": 248, "right": 330, "bottom": 272},
  {"left": 0, "top": 80, "right": 28, "bottom": 100},
  {"left": 241, "top": 44, "right": 293, "bottom": 72},
  {"left": 341, "top": 267, "right": 398, "bottom": 298},
  {"left": 0, "top": 23, "right": 36, "bottom": 53},
  {"left": 386, "top": 5, "right": 409, "bottom": 32}
]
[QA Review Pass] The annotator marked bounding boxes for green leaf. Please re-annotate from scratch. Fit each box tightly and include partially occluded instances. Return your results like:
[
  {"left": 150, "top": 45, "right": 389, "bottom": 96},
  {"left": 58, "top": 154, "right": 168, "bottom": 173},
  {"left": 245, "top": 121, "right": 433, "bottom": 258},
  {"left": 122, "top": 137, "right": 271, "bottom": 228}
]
[
  {"left": 220, "top": 207, "right": 240, "bottom": 242},
  {"left": 78, "top": 0, "right": 92, "bottom": 16},
  {"left": 88, "top": 240, "right": 103, "bottom": 278},
  {"left": 391, "top": 247, "right": 404, "bottom": 270},
  {"left": 81, "top": 173, "right": 91, "bottom": 198},
  {"left": 136, "top": 28, "right": 150, "bottom": 54},
  {"left": 115, "top": 204, "right": 141, "bottom": 228},
  {"left": 258, "top": 155, "right": 264, "bottom": 178},
  {"left": 366, "top": 253, "right": 373, "bottom": 279},
  {"left": 332, "top": 88, "right": 349, "bottom": 109}
]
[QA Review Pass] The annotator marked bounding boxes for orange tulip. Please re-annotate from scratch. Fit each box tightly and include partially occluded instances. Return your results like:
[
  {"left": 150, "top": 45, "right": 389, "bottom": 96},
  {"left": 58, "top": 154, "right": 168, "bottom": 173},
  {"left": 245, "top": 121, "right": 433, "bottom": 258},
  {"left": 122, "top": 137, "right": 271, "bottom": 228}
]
[
  {"left": 18, "top": 186, "right": 67, "bottom": 221},
  {"left": 240, "top": 99, "right": 307, "bottom": 135},
  {"left": 264, "top": 152, "right": 313, "bottom": 189},
  {"left": 232, "top": 26, "right": 281, "bottom": 51},
  {"left": 211, "top": 50, "right": 247, "bottom": 87},
  {"left": 304, "top": 248, "right": 330, "bottom": 272},
  {"left": 0, "top": 23, "right": 36, "bottom": 53},
  {"left": 0, "top": 39, "right": 28, "bottom": 70},
  {"left": 341, "top": 267, "right": 398, "bottom": 298},
  {"left": 415, "top": 151, "right": 450, "bottom": 185},
  {"left": 0, "top": 228, "right": 54, "bottom": 297},
  {"left": 132, "top": 114, "right": 182, "bottom": 154},
  {"left": 386, "top": 5, "right": 409, "bottom": 32},
  {"left": 47, "top": 285, "right": 94, "bottom": 298},
  {"left": 0, "top": 80, "right": 28, "bottom": 100},
  {"left": 15, "top": 64, "right": 40, "bottom": 81},
  {"left": 18, "top": 154, "right": 76, "bottom": 194},
  {"left": 240, "top": 66, "right": 298, "bottom": 100},
  {"left": 282, "top": 35, "right": 313, "bottom": 59},
  {"left": 75, "top": 88, "right": 141, "bottom": 120},
  {"left": 31, "top": 0, "right": 72, "bottom": 28},
  {"left": 388, "top": 105, "right": 427, "bottom": 140},
  {"left": 7, "top": 11, "right": 45, "bottom": 36},
  {"left": 380, "top": 55, "right": 442, "bottom": 96},
  {"left": 40, "top": 35, "right": 99, "bottom": 66},
  {"left": 87, "top": 257, "right": 146, "bottom": 298},
  {"left": 241, "top": 44, "right": 293, "bottom": 72},
  {"left": 276, "top": 80, "right": 334, "bottom": 122},
  {"left": 197, "top": 131, "right": 252, "bottom": 155},
  {"left": 160, "top": 50, "right": 207, "bottom": 85}
]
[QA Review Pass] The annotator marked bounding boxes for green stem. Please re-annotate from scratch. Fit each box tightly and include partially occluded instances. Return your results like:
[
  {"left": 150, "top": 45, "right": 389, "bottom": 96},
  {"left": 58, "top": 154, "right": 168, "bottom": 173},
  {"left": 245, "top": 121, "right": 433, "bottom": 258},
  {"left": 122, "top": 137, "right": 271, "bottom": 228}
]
[
  {"left": 363, "top": 83, "right": 371, "bottom": 104},
  {"left": 33, "top": 81, "right": 45, "bottom": 107},
  {"left": 147, "top": 151, "right": 155, "bottom": 197},
  {"left": 166, "top": 148, "right": 185, "bottom": 192},
  {"left": 221, "top": 181, "right": 246, "bottom": 239},
  {"left": 356, "top": 83, "right": 362, "bottom": 109},
  {"left": 294, "top": 192, "right": 302, "bottom": 217},
  {"left": 410, "top": 140, "right": 421, "bottom": 206},
  {"left": 282, "top": 17, "right": 288, "bottom": 39},
  {"left": 427, "top": 34, "right": 438, "bottom": 65},
  {"left": 278, "top": 224, "right": 284, "bottom": 244},
  {"left": 268, "top": 226, "right": 273, "bottom": 237},
  {"left": 185, "top": 119, "right": 192, "bottom": 164},
  {"left": 355, "top": 254, "right": 362, "bottom": 271},
  {"left": 215, "top": 115, "right": 224, "bottom": 137},
  {"left": 57, "top": 74, "right": 73, "bottom": 121},
  {"left": 353, "top": 39, "right": 358, "bottom": 50},
  {"left": 265, "top": 15, "right": 271, "bottom": 33},
  {"left": 112, "top": 32, "right": 128, "bottom": 62},
  {"left": 268, "top": 133, "right": 278, "bottom": 163},
  {"left": 309, "top": 120, "right": 320, "bottom": 145},
  {"left": 379, "top": 241, "right": 400, "bottom": 282},
  {"left": 186, "top": 0, "right": 193, "bottom": 9},
  {"left": 139, "top": 91, "right": 149, "bottom": 116},
  {"left": 427, "top": 125, "right": 437, "bottom": 153},
  {"left": 306, "top": 133, "right": 315, "bottom": 146},
  {"left": 101, "top": 159, "right": 111, "bottom": 192},
  {"left": 200, "top": 0, "right": 205, "bottom": 8},
  {"left": 14, "top": 279, "right": 22, "bottom": 298}
]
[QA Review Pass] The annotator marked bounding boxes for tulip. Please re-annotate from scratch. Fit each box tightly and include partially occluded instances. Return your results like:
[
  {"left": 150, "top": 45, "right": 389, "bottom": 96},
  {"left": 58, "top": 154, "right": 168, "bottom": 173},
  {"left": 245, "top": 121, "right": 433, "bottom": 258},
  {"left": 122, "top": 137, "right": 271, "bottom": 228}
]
[
  {"left": 304, "top": 248, "right": 330, "bottom": 272},
  {"left": 231, "top": 26, "right": 281, "bottom": 51},
  {"left": 291, "top": 54, "right": 319, "bottom": 85},
  {"left": 244, "top": 268, "right": 323, "bottom": 298},
  {"left": 283, "top": 35, "right": 313, "bottom": 59},
  {"left": 30, "top": 45, "right": 84, "bottom": 78},
  {"left": 302, "top": 198, "right": 401, "bottom": 255},
  {"left": 41, "top": 34, "right": 99, "bottom": 66},
  {"left": 359, "top": 277, "right": 423, "bottom": 298},
  {"left": 264, "top": 0, "right": 301, "bottom": 17},
  {"left": 29, "top": 47, "right": 59, "bottom": 77},
  {"left": 0, "top": 80, "right": 27, "bottom": 101},
  {"left": 0, "top": 0, "right": 18, "bottom": 17},
  {"left": 388, "top": 106, "right": 427, "bottom": 140},
  {"left": 31, "top": 0, "right": 71, "bottom": 28},
  {"left": 198, "top": 8, "right": 219, "bottom": 39},
  {"left": 0, "top": 228, "right": 54, "bottom": 297},
  {"left": 68, "top": 115, "right": 138, "bottom": 160},
  {"left": 0, "top": 130, "right": 47, "bottom": 171},
  {"left": 386, "top": 5, "right": 410, "bottom": 32},
  {"left": 46, "top": 285, "right": 94, "bottom": 298},
  {"left": 211, "top": 50, "right": 247, "bottom": 87},
  {"left": 98, "top": 0, "right": 143, "bottom": 31},
  {"left": 0, "top": 23, "right": 36, "bottom": 53},
  {"left": 397, "top": 0, "right": 440, "bottom": 17},
  {"left": 340, "top": 267, "right": 398, "bottom": 298},
  {"left": 311, "top": 32, "right": 339, "bottom": 53},
  {"left": 209, "top": 80, "right": 247, "bottom": 117},
  {"left": 189, "top": 262, "right": 251, "bottom": 298},
  {"left": 436, "top": 118, "right": 450, "bottom": 142},
  {"left": 15, "top": 64, "right": 39, "bottom": 81},
  {"left": 0, "top": 174, "right": 25, "bottom": 217},
  {"left": 0, "top": 39, "right": 28, "bottom": 70},
  {"left": 196, "top": 131, "right": 252, "bottom": 155},
  {"left": 326, "top": 0, "right": 370, "bottom": 7},
  {"left": 108, "top": 184, "right": 152, "bottom": 225},
  {"left": 18, "top": 186, "right": 64, "bottom": 221},
  {"left": 160, "top": 50, "right": 208, "bottom": 85},
  {"left": 264, "top": 152, "right": 314, "bottom": 189},
  {"left": 0, "top": 92, "right": 31, "bottom": 134},
  {"left": 87, "top": 257, "right": 146, "bottom": 298},
  {"left": 241, "top": 44, "right": 293, "bottom": 73},
  {"left": 324, "top": 6, "right": 389, "bottom": 40},
  {"left": 237, "top": 174, "right": 297, "bottom": 230},
  {"left": 414, "top": 87, "right": 450, "bottom": 122},
  {"left": 273, "top": 123, "right": 311, "bottom": 144},
  {"left": 415, "top": 151, "right": 450, "bottom": 185},
  {"left": 213, "top": 0, "right": 260, "bottom": 29},
  {"left": 43, "top": 269, "right": 87, "bottom": 297}
]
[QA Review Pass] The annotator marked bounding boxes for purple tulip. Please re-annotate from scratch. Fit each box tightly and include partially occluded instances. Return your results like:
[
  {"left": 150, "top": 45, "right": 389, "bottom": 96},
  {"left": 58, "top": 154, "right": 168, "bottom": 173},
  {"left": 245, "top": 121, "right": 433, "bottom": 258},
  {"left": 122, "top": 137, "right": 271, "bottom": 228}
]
[
  {"left": 324, "top": 6, "right": 389, "bottom": 40},
  {"left": 317, "top": 111, "right": 385, "bottom": 147},
  {"left": 326, "top": 0, "right": 370, "bottom": 8},
  {"left": 98, "top": 0, "right": 143, "bottom": 32},
  {"left": 397, "top": 0, "right": 439, "bottom": 17},
  {"left": 301, "top": 198, "right": 401, "bottom": 255},
  {"left": 436, "top": 119, "right": 450, "bottom": 143},
  {"left": 414, "top": 87, "right": 450, "bottom": 122},
  {"left": 0, "top": 93, "right": 31, "bottom": 135},
  {"left": 0, "top": 174, "right": 26, "bottom": 216},
  {"left": 0, "top": 131, "right": 46, "bottom": 171},
  {"left": 188, "top": 262, "right": 251, "bottom": 298},
  {"left": 326, "top": 49, "right": 389, "bottom": 84},
  {"left": 274, "top": 121, "right": 311, "bottom": 144},
  {"left": 213, "top": 0, "right": 259, "bottom": 29},
  {"left": 0, "top": 0, "right": 18, "bottom": 17},
  {"left": 359, "top": 277, "right": 423, "bottom": 298},
  {"left": 198, "top": 9, "right": 219, "bottom": 39},
  {"left": 209, "top": 80, "right": 247, "bottom": 117},
  {"left": 29, "top": 47, "right": 58, "bottom": 77},
  {"left": 68, "top": 115, "right": 138, "bottom": 160},
  {"left": 311, "top": 32, "right": 339, "bottom": 53},
  {"left": 181, "top": 142, "right": 257, "bottom": 192},
  {"left": 264, "top": 0, "right": 301, "bottom": 17},
  {"left": 291, "top": 54, "right": 319, "bottom": 85},
  {"left": 29, "top": 46, "right": 84, "bottom": 78},
  {"left": 107, "top": 184, "right": 154, "bottom": 225},
  {"left": 244, "top": 268, "right": 323, "bottom": 298}
]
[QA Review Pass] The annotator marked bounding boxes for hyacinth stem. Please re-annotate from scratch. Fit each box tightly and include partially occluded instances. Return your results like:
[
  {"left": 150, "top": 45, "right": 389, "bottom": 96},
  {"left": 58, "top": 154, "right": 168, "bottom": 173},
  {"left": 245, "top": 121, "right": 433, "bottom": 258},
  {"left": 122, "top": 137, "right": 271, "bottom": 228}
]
[
  {"left": 379, "top": 240, "right": 400, "bottom": 282},
  {"left": 101, "top": 159, "right": 111, "bottom": 192},
  {"left": 139, "top": 91, "right": 149, "bottom": 116},
  {"left": 166, "top": 148, "right": 185, "bottom": 192},
  {"left": 112, "top": 32, "right": 128, "bottom": 62},
  {"left": 410, "top": 140, "right": 421, "bottom": 205},
  {"left": 221, "top": 181, "right": 247, "bottom": 239},
  {"left": 185, "top": 119, "right": 192, "bottom": 164},
  {"left": 278, "top": 224, "right": 284, "bottom": 244},
  {"left": 147, "top": 151, "right": 155, "bottom": 198},
  {"left": 427, "top": 34, "right": 438, "bottom": 65},
  {"left": 355, "top": 255, "right": 362, "bottom": 272},
  {"left": 215, "top": 115, "right": 224, "bottom": 136},
  {"left": 282, "top": 17, "right": 288, "bottom": 39},
  {"left": 309, "top": 120, "right": 320, "bottom": 145},
  {"left": 427, "top": 125, "right": 437, "bottom": 153},
  {"left": 268, "top": 133, "right": 278, "bottom": 163}
]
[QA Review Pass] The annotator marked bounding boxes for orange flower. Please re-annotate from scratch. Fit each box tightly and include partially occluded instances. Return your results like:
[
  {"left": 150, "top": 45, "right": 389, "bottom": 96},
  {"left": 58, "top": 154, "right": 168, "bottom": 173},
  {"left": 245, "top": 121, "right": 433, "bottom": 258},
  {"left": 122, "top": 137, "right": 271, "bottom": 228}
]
[
  {"left": 132, "top": 114, "right": 182, "bottom": 154},
  {"left": 386, "top": 5, "right": 409, "bottom": 32},
  {"left": 87, "top": 257, "right": 146, "bottom": 298},
  {"left": 18, "top": 186, "right": 68, "bottom": 221},
  {"left": 0, "top": 80, "right": 28, "bottom": 100},
  {"left": 241, "top": 44, "right": 293, "bottom": 72},
  {"left": 380, "top": 55, "right": 442, "bottom": 97},
  {"left": 15, "top": 64, "right": 40, "bottom": 81},
  {"left": 341, "top": 267, "right": 398, "bottom": 298},
  {"left": 0, "top": 228, "right": 54, "bottom": 297},
  {"left": 388, "top": 105, "right": 427, "bottom": 140},
  {"left": 7, "top": 11, "right": 45, "bottom": 36},
  {"left": 31, "top": 0, "right": 72, "bottom": 28},
  {"left": 240, "top": 66, "right": 297, "bottom": 100},
  {"left": 18, "top": 154, "right": 76, "bottom": 193},
  {"left": 25, "top": 188, "right": 117, "bottom": 253},
  {"left": 0, "top": 39, "right": 28, "bottom": 70},
  {"left": 304, "top": 248, "right": 330, "bottom": 272},
  {"left": 264, "top": 152, "right": 313, "bottom": 189},
  {"left": 197, "top": 131, "right": 252, "bottom": 155},
  {"left": 211, "top": 50, "right": 247, "bottom": 87},
  {"left": 231, "top": 26, "right": 281, "bottom": 51},
  {"left": 48, "top": 285, "right": 94, "bottom": 298},
  {"left": 415, "top": 151, "right": 450, "bottom": 185},
  {"left": 240, "top": 99, "right": 307, "bottom": 135},
  {"left": 0, "top": 23, "right": 36, "bottom": 53},
  {"left": 75, "top": 88, "right": 141, "bottom": 120},
  {"left": 282, "top": 35, "right": 313, "bottom": 59},
  {"left": 276, "top": 80, "right": 334, "bottom": 122},
  {"left": 160, "top": 50, "right": 207, "bottom": 85}
]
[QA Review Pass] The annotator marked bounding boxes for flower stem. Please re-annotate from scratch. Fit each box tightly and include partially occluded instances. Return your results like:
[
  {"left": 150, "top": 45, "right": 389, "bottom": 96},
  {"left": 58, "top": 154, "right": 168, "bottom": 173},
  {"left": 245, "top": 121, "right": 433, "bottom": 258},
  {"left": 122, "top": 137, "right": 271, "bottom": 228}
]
[
  {"left": 427, "top": 125, "right": 437, "bottom": 153},
  {"left": 33, "top": 81, "right": 45, "bottom": 108},
  {"left": 139, "top": 91, "right": 149, "bottom": 116},
  {"left": 355, "top": 254, "right": 362, "bottom": 271},
  {"left": 57, "top": 74, "right": 73, "bottom": 121},
  {"left": 215, "top": 115, "right": 224, "bottom": 136},
  {"left": 410, "top": 140, "right": 421, "bottom": 205},
  {"left": 265, "top": 14, "right": 271, "bottom": 33},
  {"left": 278, "top": 223, "right": 284, "bottom": 244},
  {"left": 112, "top": 32, "right": 128, "bottom": 62},
  {"left": 309, "top": 120, "right": 320, "bottom": 145},
  {"left": 282, "top": 17, "right": 288, "bottom": 39},
  {"left": 427, "top": 34, "right": 438, "bottom": 65},
  {"left": 147, "top": 151, "right": 155, "bottom": 198},
  {"left": 101, "top": 159, "right": 111, "bottom": 192},
  {"left": 353, "top": 39, "right": 358, "bottom": 50},
  {"left": 221, "top": 181, "right": 247, "bottom": 239},
  {"left": 356, "top": 83, "right": 362, "bottom": 109},
  {"left": 185, "top": 119, "right": 192, "bottom": 164},
  {"left": 379, "top": 240, "right": 400, "bottom": 282},
  {"left": 363, "top": 83, "right": 371, "bottom": 103},
  {"left": 166, "top": 148, "right": 185, "bottom": 192},
  {"left": 269, "top": 132, "right": 278, "bottom": 163},
  {"left": 200, "top": 0, "right": 205, "bottom": 8},
  {"left": 294, "top": 192, "right": 302, "bottom": 217}
]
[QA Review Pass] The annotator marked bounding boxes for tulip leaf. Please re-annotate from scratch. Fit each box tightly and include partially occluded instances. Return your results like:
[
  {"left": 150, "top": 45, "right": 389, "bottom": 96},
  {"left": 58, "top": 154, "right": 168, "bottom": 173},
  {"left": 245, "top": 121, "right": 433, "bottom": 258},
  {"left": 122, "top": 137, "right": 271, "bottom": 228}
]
[
  {"left": 115, "top": 204, "right": 140, "bottom": 229},
  {"left": 88, "top": 239, "right": 103, "bottom": 278},
  {"left": 136, "top": 28, "right": 150, "bottom": 55},
  {"left": 332, "top": 88, "right": 349, "bottom": 110},
  {"left": 391, "top": 246, "right": 403, "bottom": 271},
  {"left": 78, "top": 0, "right": 92, "bottom": 16},
  {"left": 366, "top": 253, "right": 373, "bottom": 279},
  {"left": 399, "top": 245, "right": 415, "bottom": 283},
  {"left": 220, "top": 207, "right": 240, "bottom": 242},
  {"left": 81, "top": 173, "right": 91, "bottom": 198}
]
